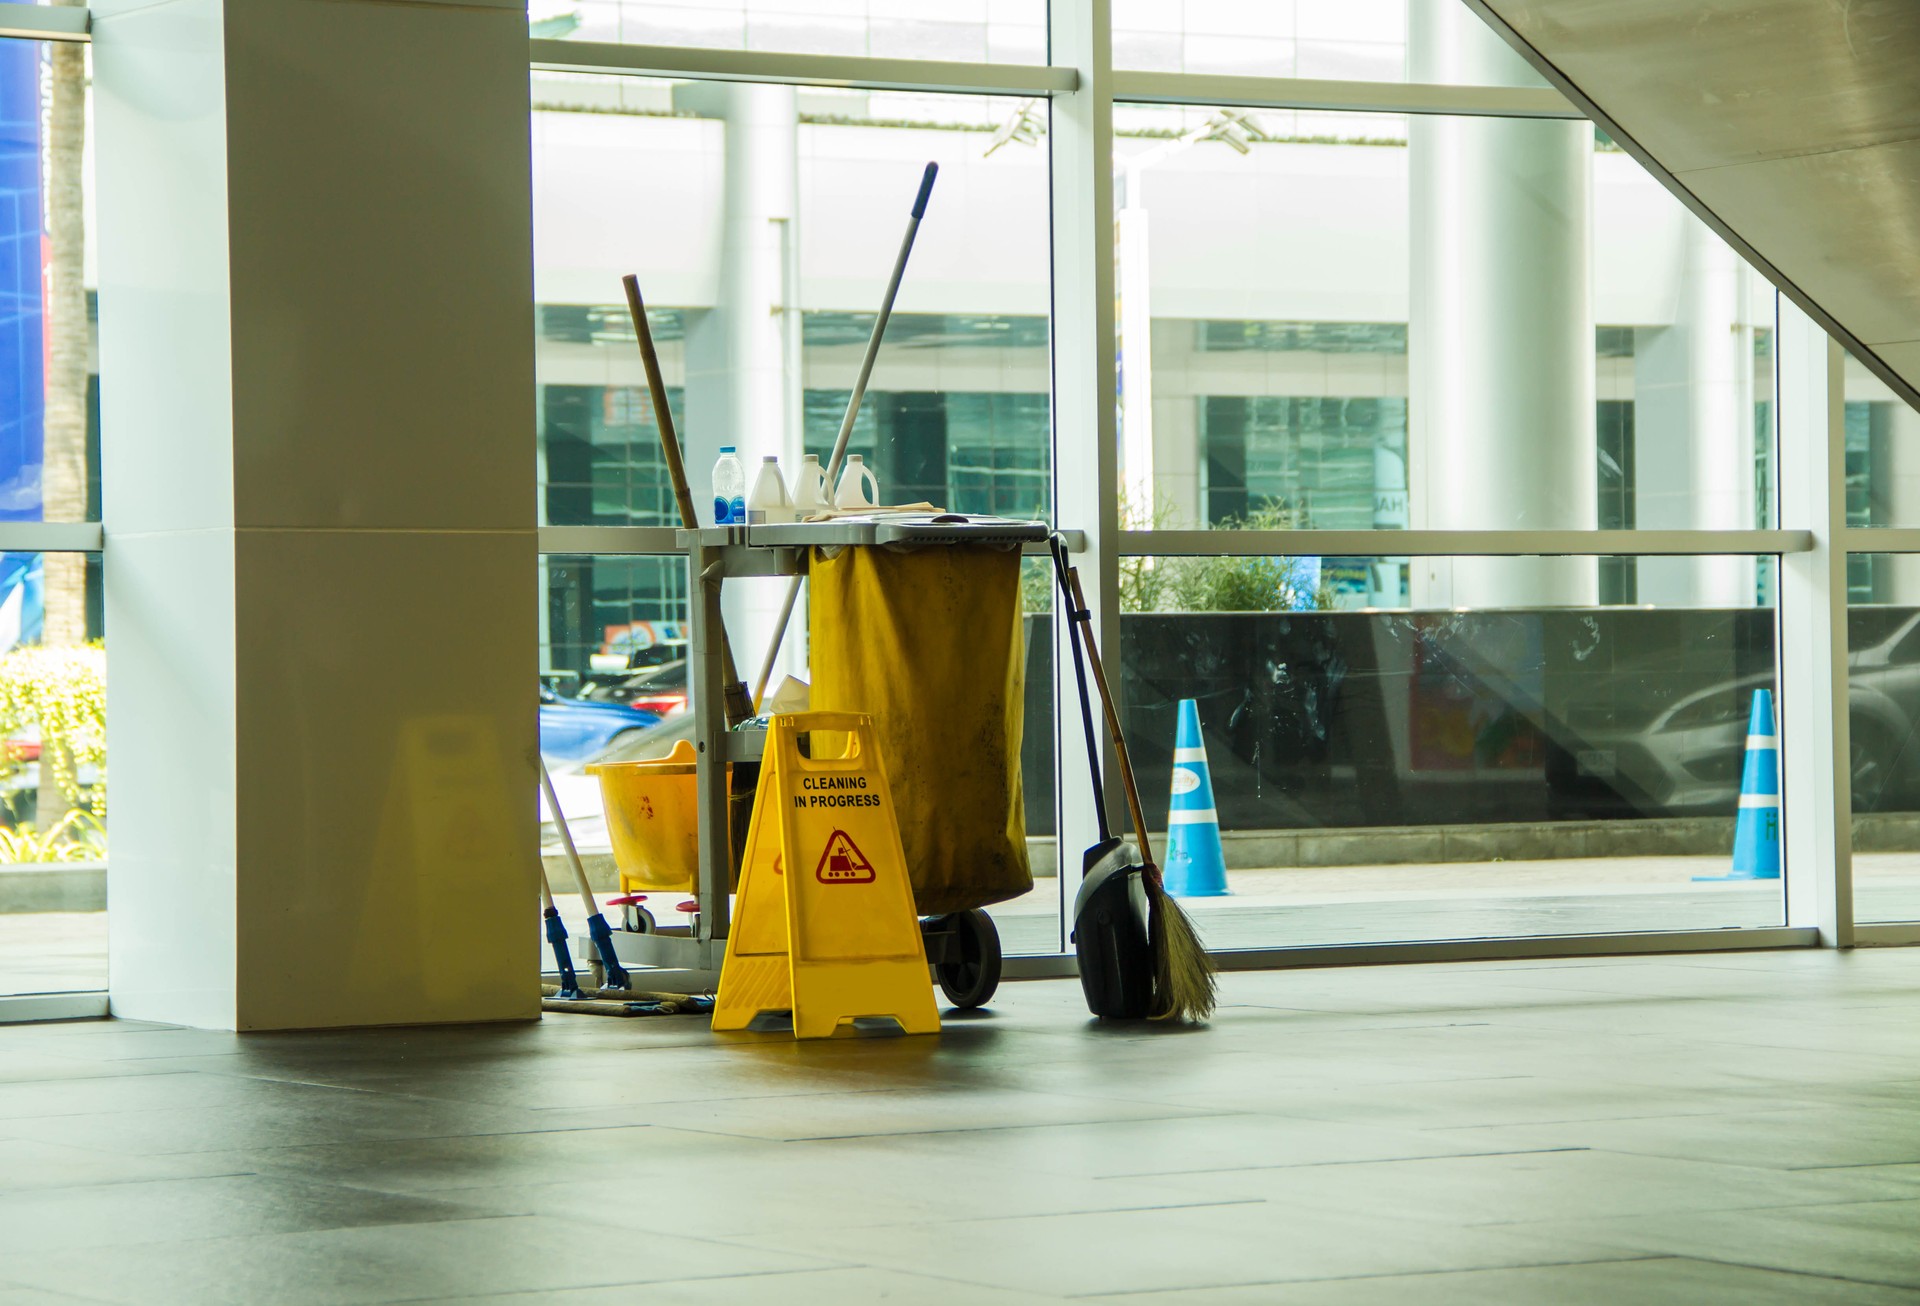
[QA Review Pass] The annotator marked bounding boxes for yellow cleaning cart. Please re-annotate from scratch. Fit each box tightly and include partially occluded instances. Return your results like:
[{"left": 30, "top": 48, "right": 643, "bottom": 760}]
[{"left": 577, "top": 513, "right": 1051, "bottom": 1007}]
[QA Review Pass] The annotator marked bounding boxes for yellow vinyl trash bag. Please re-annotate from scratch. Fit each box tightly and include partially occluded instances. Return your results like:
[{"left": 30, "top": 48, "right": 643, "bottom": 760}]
[{"left": 807, "top": 544, "right": 1032, "bottom": 916}]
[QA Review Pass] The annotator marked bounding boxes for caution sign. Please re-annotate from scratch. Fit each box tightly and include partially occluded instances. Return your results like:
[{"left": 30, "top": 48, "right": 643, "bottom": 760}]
[
  {"left": 816, "top": 831, "right": 875, "bottom": 884},
  {"left": 712, "top": 712, "right": 939, "bottom": 1039}
]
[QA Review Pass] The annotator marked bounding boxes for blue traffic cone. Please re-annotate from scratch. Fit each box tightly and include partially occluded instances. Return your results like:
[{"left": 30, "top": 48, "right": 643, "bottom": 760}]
[
  {"left": 1164, "top": 699, "right": 1229, "bottom": 897},
  {"left": 1694, "top": 688, "right": 1781, "bottom": 882}
]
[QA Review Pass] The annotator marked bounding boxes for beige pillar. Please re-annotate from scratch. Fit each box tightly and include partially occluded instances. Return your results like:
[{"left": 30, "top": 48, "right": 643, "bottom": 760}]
[{"left": 94, "top": 0, "right": 536, "bottom": 1029}]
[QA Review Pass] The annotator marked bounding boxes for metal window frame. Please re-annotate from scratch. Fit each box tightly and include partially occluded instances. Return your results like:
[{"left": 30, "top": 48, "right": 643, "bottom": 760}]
[
  {"left": 0, "top": 4, "right": 86, "bottom": 41},
  {"left": 2, "top": 5, "right": 1889, "bottom": 1022},
  {"left": 517, "top": 14, "right": 1900, "bottom": 968}
]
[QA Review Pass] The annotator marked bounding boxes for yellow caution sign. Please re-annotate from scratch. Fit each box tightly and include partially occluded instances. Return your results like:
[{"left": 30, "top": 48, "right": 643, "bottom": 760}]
[{"left": 713, "top": 712, "right": 939, "bottom": 1039}]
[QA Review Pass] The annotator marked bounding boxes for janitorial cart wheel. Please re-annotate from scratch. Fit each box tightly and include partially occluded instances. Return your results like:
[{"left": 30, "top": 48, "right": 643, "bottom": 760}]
[{"left": 925, "top": 908, "right": 1002, "bottom": 1009}]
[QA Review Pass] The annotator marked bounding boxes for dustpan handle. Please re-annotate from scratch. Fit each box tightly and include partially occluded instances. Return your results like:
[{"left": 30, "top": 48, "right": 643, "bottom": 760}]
[{"left": 1050, "top": 534, "right": 1112, "bottom": 845}]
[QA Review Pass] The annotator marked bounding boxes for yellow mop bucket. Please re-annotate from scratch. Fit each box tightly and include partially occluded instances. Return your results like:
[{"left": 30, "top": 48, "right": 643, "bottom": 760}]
[{"left": 586, "top": 740, "right": 728, "bottom": 894}]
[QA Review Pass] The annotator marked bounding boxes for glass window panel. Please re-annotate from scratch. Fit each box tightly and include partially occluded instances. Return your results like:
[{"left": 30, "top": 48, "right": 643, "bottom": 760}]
[
  {"left": 1116, "top": 553, "right": 1780, "bottom": 948},
  {"left": 1846, "top": 554, "right": 1920, "bottom": 924},
  {"left": 1113, "top": 106, "right": 1778, "bottom": 551},
  {"left": 533, "top": 76, "right": 1052, "bottom": 530},
  {"left": 1113, "top": 1, "right": 1535, "bottom": 86},
  {"left": 1841, "top": 351, "right": 1920, "bottom": 532},
  {"left": 529, "top": 0, "right": 1045, "bottom": 65},
  {"left": 0, "top": 551, "right": 106, "bottom": 999},
  {"left": 0, "top": 41, "right": 98, "bottom": 524},
  {"left": 539, "top": 554, "right": 1059, "bottom": 957}
]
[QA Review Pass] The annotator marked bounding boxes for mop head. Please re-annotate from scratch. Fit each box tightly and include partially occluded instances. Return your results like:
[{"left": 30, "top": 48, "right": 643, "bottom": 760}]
[
  {"left": 540, "top": 984, "right": 715, "bottom": 1017},
  {"left": 1148, "top": 884, "right": 1217, "bottom": 1023}
]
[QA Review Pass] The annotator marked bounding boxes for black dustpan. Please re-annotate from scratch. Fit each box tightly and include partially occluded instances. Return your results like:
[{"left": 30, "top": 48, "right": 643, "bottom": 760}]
[{"left": 1051, "top": 536, "right": 1154, "bottom": 1019}]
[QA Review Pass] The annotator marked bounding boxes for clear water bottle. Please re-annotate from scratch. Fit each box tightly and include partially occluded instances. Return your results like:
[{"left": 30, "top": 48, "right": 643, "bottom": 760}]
[{"left": 711, "top": 446, "right": 745, "bottom": 525}]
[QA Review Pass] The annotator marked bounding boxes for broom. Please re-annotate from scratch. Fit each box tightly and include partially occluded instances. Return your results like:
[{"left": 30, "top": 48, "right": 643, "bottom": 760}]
[{"left": 1061, "top": 562, "right": 1216, "bottom": 1023}]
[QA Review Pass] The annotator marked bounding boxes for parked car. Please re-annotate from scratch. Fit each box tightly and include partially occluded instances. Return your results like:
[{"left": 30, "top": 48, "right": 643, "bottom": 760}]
[
  {"left": 1550, "top": 611, "right": 1920, "bottom": 816},
  {"left": 582, "top": 659, "right": 688, "bottom": 719},
  {"left": 538, "top": 683, "right": 661, "bottom": 765}
]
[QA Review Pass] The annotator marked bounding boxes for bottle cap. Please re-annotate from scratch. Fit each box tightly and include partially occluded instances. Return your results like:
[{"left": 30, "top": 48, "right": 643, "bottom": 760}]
[
  {"left": 848, "top": 454, "right": 863, "bottom": 463},
  {"left": 763, "top": 455, "right": 778, "bottom": 462},
  {"left": 719, "top": 445, "right": 735, "bottom": 454}
]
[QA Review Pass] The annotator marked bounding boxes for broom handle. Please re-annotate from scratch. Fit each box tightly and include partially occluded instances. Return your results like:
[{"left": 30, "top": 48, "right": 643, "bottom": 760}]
[
  {"left": 751, "top": 162, "right": 938, "bottom": 708},
  {"left": 1051, "top": 536, "right": 1110, "bottom": 844},
  {"left": 538, "top": 755, "right": 600, "bottom": 916},
  {"left": 1064, "top": 564, "right": 1157, "bottom": 875},
  {"left": 622, "top": 274, "right": 755, "bottom": 730}
]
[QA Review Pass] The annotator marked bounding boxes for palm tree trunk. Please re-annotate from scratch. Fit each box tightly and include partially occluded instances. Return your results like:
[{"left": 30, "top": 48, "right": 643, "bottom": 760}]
[{"left": 39, "top": 20, "right": 88, "bottom": 832}]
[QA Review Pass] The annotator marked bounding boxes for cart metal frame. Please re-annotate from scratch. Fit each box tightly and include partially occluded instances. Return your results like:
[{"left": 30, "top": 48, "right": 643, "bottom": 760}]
[{"left": 576, "top": 515, "right": 1053, "bottom": 993}]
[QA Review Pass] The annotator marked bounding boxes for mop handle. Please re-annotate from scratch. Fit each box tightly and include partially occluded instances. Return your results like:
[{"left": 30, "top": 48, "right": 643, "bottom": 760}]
[
  {"left": 623, "top": 275, "right": 755, "bottom": 729},
  {"left": 1065, "top": 564, "right": 1157, "bottom": 874},
  {"left": 623, "top": 274, "right": 700, "bottom": 532},
  {"left": 537, "top": 755, "right": 599, "bottom": 916},
  {"left": 538, "top": 863, "right": 558, "bottom": 914},
  {"left": 823, "top": 161, "right": 937, "bottom": 486},
  {"left": 752, "top": 162, "right": 939, "bottom": 708},
  {"left": 1052, "top": 535, "right": 1111, "bottom": 844}
]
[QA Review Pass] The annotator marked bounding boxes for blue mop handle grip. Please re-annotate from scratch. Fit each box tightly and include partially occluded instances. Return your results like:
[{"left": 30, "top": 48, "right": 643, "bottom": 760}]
[{"left": 912, "top": 161, "right": 938, "bottom": 218}]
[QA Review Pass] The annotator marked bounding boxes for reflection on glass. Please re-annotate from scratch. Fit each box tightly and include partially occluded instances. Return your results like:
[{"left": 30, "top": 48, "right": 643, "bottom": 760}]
[
  {"left": 1111, "top": 102, "right": 1778, "bottom": 550},
  {"left": 1117, "top": 554, "right": 1780, "bottom": 948},
  {"left": 1845, "top": 556, "right": 1920, "bottom": 924},
  {"left": 1842, "top": 351, "right": 1920, "bottom": 546},
  {"left": 529, "top": 0, "right": 1046, "bottom": 65}
]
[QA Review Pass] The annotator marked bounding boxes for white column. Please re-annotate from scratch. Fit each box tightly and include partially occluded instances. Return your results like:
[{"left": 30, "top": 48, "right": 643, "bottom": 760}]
[
  {"left": 1407, "top": 0, "right": 1594, "bottom": 608},
  {"left": 1050, "top": 0, "right": 1119, "bottom": 936},
  {"left": 1777, "top": 299, "right": 1851, "bottom": 946},
  {"left": 1634, "top": 219, "right": 1758, "bottom": 606},
  {"left": 95, "top": 0, "right": 537, "bottom": 1028},
  {"left": 682, "top": 82, "right": 800, "bottom": 683}
]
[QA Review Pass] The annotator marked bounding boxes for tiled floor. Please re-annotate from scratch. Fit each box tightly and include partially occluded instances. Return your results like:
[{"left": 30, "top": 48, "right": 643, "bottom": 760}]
[{"left": 4, "top": 950, "right": 1920, "bottom": 1302}]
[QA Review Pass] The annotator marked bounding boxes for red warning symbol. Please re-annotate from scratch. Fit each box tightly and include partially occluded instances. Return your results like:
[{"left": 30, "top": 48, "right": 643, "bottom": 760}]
[{"left": 814, "top": 829, "right": 876, "bottom": 884}]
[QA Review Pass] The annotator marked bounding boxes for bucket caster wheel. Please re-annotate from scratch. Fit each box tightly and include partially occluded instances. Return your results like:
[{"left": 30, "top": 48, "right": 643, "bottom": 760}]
[
  {"left": 608, "top": 893, "right": 654, "bottom": 934},
  {"left": 934, "top": 908, "right": 1002, "bottom": 1009}
]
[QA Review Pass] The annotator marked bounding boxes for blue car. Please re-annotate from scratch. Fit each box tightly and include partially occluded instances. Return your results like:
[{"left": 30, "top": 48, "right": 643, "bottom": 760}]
[{"left": 538, "top": 684, "right": 662, "bottom": 765}]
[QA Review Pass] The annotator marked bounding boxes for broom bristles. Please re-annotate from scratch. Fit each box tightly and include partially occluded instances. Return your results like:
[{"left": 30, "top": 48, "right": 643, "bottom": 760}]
[{"left": 1147, "top": 881, "right": 1217, "bottom": 1023}]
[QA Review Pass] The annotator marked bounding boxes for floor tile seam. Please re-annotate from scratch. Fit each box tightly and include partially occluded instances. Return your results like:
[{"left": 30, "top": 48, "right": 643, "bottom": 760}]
[
  {"left": 750, "top": 1110, "right": 1243, "bottom": 1144},
  {"left": 1450, "top": 1186, "right": 1920, "bottom": 1229},
  {"left": 431, "top": 1182, "right": 1257, "bottom": 1232},
  {"left": 1420, "top": 1106, "right": 1820, "bottom": 1135},
  {"left": 1653, "top": 1251, "right": 1920, "bottom": 1294},
  {"left": 706, "top": 1198, "right": 1265, "bottom": 1252},
  {"left": 1055, "top": 1250, "right": 1665, "bottom": 1299},
  {"left": 4, "top": 1114, "right": 756, "bottom": 1159},
  {"left": 0, "top": 1166, "right": 267, "bottom": 1200},
  {"left": 1099, "top": 1145, "right": 1593, "bottom": 1181},
  {"left": 374, "top": 1264, "right": 865, "bottom": 1306}
]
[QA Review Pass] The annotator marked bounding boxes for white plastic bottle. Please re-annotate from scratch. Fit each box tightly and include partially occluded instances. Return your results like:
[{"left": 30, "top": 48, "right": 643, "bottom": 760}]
[
  {"left": 746, "top": 455, "right": 793, "bottom": 525},
  {"left": 789, "top": 454, "right": 831, "bottom": 519},
  {"left": 711, "top": 446, "right": 745, "bottom": 525},
  {"left": 835, "top": 454, "right": 880, "bottom": 510}
]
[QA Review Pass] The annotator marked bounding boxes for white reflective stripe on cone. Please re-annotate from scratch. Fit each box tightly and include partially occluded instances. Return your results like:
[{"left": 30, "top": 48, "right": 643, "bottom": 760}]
[
  {"left": 1167, "top": 809, "right": 1219, "bottom": 825},
  {"left": 1745, "top": 736, "right": 1778, "bottom": 750},
  {"left": 1173, "top": 747, "right": 1208, "bottom": 763},
  {"left": 1738, "top": 793, "right": 1781, "bottom": 808}
]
